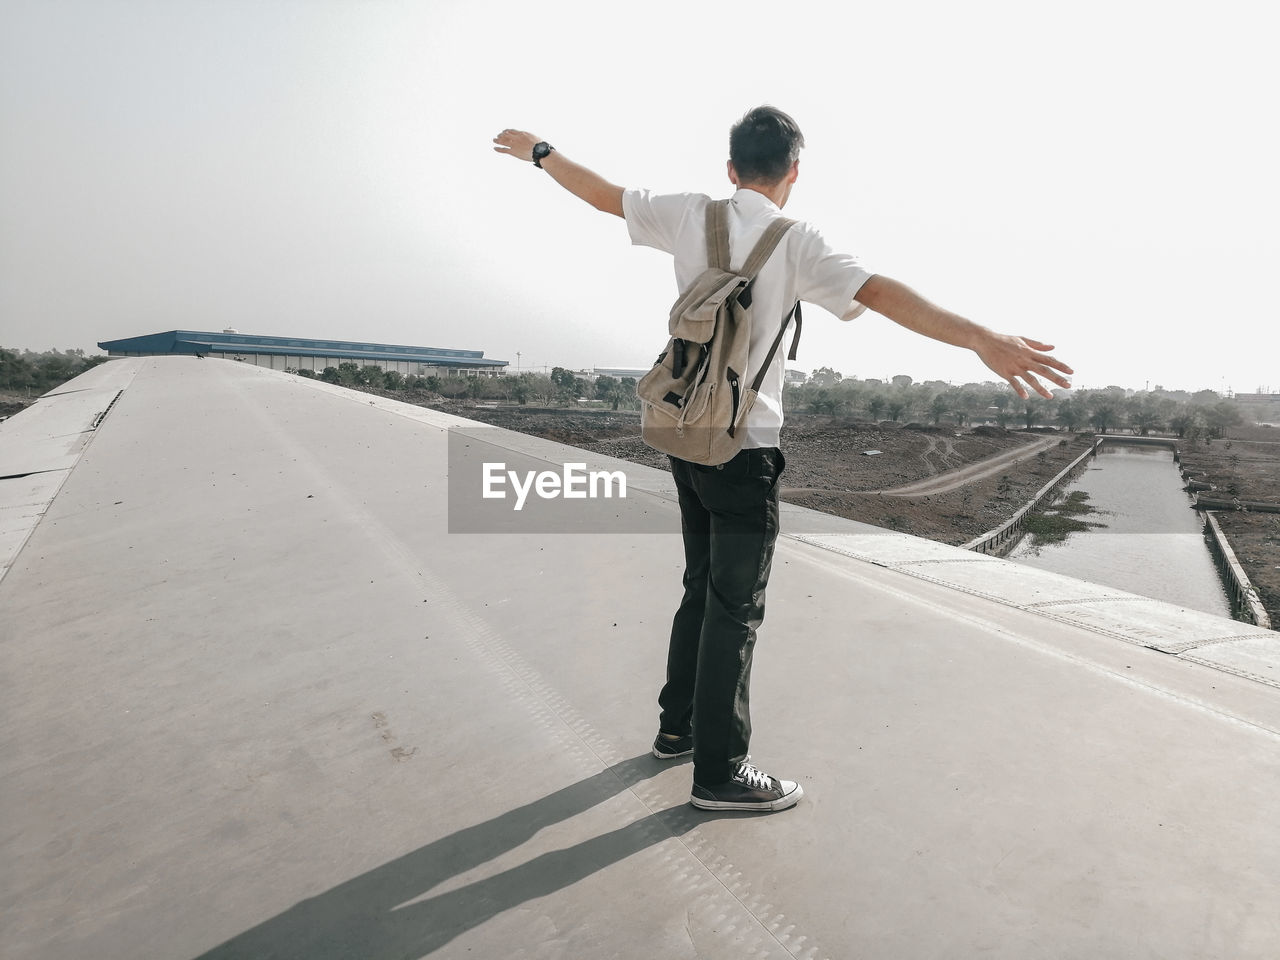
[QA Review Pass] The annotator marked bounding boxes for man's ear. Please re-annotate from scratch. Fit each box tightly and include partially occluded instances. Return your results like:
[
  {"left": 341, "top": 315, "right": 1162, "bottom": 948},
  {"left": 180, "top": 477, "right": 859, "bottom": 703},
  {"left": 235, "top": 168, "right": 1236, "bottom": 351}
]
[
  {"left": 788, "top": 160, "right": 800, "bottom": 184},
  {"left": 727, "top": 160, "right": 739, "bottom": 186}
]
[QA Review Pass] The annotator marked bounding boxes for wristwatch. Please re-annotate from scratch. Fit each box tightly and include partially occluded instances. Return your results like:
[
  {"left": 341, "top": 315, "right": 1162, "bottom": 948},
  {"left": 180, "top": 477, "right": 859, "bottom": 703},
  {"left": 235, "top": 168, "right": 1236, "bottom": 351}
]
[{"left": 532, "top": 141, "right": 554, "bottom": 168}]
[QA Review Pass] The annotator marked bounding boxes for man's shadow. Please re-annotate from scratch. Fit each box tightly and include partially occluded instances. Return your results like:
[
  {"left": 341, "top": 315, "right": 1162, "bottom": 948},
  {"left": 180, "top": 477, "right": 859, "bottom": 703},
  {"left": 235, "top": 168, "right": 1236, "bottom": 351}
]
[{"left": 194, "top": 753, "right": 745, "bottom": 959}]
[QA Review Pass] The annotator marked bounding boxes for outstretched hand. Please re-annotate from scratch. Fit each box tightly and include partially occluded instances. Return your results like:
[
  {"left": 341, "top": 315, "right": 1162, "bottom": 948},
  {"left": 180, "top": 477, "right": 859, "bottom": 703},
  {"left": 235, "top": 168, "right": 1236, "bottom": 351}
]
[
  {"left": 492, "top": 128, "right": 543, "bottom": 164},
  {"left": 973, "top": 333, "right": 1073, "bottom": 400}
]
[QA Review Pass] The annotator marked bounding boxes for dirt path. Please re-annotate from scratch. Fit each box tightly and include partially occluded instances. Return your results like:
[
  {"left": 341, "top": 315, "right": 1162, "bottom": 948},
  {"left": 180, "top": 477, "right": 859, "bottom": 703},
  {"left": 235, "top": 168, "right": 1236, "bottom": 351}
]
[
  {"left": 874, "top": 435, "right": 1060, "bottom": 497},
  {"left": 779, "top": 436, "right": 1060, "bottom": 497}
]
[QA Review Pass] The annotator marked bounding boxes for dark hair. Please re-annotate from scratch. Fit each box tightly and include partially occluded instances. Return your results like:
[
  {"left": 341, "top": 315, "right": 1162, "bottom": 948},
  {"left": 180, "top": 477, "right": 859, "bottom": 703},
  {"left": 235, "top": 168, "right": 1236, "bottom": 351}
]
[{"left": 729, "top": 106, "right": 805, "bottom": 184}]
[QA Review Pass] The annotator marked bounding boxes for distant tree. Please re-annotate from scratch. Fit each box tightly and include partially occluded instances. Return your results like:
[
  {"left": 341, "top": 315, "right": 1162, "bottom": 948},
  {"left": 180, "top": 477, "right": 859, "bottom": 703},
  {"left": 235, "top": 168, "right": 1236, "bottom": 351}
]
[
  {"left": 359, "top": 365, "right": 386, "bottom": 389},
  {"left": 809, "top": 366, "right": 842, "bottom": 388},
  {"left": 1088, "top": 399, "right": 1122, "bottom": 434},
  {"left": 1055, "top": 397, "right": 1084, "bottom": 432},
  {"left": 1204, "top": 400, "right": 1243, "bottom": 438},
  {"left": 929, "top": 393, "right": 949, "bottom": 425},
  {"left": 889, "top": 385, "right": 915, "bottom": 422},
  {"left": 383, "top": 370, "right": 404, "bottom": 391},
  {"left": 1168, "top": 408, "right": 1193, "bottom": 438},
  {"left": 465, "top": 376, "right": 485, "bottom": 399},
  {"left": 988, "top": 392, "right": 1010, "bottom": 427},
  {"left": 295, "top": 368, "right": 317, "bottom": 379},
  {"left": 527, "top": 374, "right": 557, "bottom": 405},
  {"left": 424, "top": 375, "right": 442, "bottom": 393},
  {"left": 953, "top": 387, "right": 986, "bottom": 426},
  {"left": 837, "top": 379, "right": 864, "bottom": 413},
  {"left": 611, "top": 377, "right": 638, "bottom": 411},
  {"left": 1021, "top": 397, "right": 1047, "bottom": 429},
  {"left": 1126, "top": 394, "right": 1164, "bottom": 436},
  {"left": 867, "top": 396, "right": 886, "bottom": 420},
  {"left": 39, "top": 354, "right": 76, "bottom": 384},
  {"left": 806, "top": 388, "right": 844, "bottom": 415},
  {"left": 437, "top": 376, "right": 469, "bottom": 399},
  {"left": 986, "top": 392, "right": 1013, "bottom": 427},
  {"left": 0, "top": 349, "right": 35, "bottom": 391},
  {"left": 591, "top": 375, "right": 632, "bottom": 410},
  {"left": 0, "top": 347, "right": 107, "bottom": 393},
  {"left": 594, "top": 375, "right": 619, "bottom": 400},
  {"left": 510, "top": 374, "right": 531, "bottom": 405},
  {"left": 321, "top": 366, "right": 342, "bottom": 384}
]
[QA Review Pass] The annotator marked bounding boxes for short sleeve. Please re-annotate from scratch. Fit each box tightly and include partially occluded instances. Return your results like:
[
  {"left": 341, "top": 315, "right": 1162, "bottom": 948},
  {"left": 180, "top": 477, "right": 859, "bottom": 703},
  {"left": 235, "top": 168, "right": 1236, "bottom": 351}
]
[
  {"left": 793, "top": 224, "right": 875, "bottom": 321},
  {"left": 622, "top": 189, "right": 705, "bottom": 255}
]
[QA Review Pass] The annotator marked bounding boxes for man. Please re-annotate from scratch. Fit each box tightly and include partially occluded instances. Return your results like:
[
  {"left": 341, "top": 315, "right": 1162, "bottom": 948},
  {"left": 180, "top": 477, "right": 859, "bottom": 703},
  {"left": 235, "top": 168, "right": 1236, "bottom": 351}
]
[{"left": 493, "top": 107, "right": 1073, "bottom": 813}]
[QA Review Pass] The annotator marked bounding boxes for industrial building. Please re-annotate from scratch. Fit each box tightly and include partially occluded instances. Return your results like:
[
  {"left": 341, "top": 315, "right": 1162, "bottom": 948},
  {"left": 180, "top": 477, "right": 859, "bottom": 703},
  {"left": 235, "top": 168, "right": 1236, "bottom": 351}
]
[
  {"left": 1234, "top": 391, "right": 1280, "bottom": 425},
  {"left": 97, "top": 329, "right": 508, "bottom": 377}
]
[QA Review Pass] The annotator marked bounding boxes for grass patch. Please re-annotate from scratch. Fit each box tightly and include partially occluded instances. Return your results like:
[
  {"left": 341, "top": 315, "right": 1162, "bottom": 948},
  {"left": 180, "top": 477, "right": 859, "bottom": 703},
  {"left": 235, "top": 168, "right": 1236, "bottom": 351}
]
[
  {"left": 1053, "top": 491, "right": 1094, "bottom": 515},
  {"left": 1024, "top": 491, "right": 1106, "bottom": 544},
  {"left": 1024, "top": 513, "right": 1092, "bottom": 543}
]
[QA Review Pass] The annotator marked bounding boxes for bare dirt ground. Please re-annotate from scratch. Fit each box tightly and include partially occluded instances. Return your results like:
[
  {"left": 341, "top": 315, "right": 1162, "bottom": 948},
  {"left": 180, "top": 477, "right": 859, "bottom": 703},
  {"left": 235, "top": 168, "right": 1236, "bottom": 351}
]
[
  {"left": 1179, "top": 425, "right": 1280, "bottom": 625},
  {"left": 0, "top": 396, "right": 33, "bottom": 420}
]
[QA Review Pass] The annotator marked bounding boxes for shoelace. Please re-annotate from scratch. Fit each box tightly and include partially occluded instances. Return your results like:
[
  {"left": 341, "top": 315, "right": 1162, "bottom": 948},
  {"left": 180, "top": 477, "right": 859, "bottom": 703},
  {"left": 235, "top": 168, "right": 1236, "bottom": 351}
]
[{"left": 734, "top": 762, "right": 772, "bottom": 791}]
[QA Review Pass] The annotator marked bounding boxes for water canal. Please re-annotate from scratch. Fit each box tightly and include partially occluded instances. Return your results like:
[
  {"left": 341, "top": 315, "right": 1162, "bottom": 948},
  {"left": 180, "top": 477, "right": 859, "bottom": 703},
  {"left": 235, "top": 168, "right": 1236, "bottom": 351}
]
[{"left": 1007, "top": 443, "right": 1232, "bottom": 617}]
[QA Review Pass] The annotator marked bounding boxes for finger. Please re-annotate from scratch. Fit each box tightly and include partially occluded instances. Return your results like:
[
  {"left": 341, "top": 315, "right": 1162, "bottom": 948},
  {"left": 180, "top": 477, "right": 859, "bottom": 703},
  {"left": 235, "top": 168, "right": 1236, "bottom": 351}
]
[
  {"left": 1030, "top": 353, "right": 1074, "bottom": 375},
  {"left": 1020, "top": 338, "right": 1054, "bottom": 351},
  {"left": 1030, "top": 363, "right": 1072, "bottom": 388},
  {"left": 1006, "top": 377, "right": 1029, "bottom": 400},
  {"left": 1023, "top": 372, "right": 1054, "bottom": 400}
]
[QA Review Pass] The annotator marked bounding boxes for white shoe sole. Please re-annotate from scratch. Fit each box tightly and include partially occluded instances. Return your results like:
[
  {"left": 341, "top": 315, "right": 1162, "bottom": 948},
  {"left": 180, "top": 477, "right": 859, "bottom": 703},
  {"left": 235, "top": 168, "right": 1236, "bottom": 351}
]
[
  {"left": 653, "top": 745, "right": 693, "bottom": 759},
  {"left": 689, "top": 782, "right": 803, "bottom": 812}
]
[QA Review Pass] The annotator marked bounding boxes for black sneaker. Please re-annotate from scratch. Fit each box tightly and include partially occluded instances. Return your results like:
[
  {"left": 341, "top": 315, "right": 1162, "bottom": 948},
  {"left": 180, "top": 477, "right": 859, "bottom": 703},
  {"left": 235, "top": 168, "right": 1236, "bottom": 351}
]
[
  {"left": 651, "top": 731, "right": 693, "bottom": 759},
  {"left": 690, "top": 761, "right": 802, "bottom": 811}
]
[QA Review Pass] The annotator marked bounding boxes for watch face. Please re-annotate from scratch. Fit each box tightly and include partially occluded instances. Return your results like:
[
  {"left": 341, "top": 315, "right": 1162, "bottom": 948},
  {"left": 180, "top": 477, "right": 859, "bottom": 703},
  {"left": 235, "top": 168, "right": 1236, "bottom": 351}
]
[{"left": 533, "top": 142, "right": 550, "bottom": 159}]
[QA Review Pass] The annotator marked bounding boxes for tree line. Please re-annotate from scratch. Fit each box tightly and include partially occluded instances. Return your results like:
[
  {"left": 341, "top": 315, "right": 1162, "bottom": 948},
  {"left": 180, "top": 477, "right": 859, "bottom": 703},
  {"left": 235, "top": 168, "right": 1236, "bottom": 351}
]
[
  {"left": 2, "top": 348, "right": 1249, "bottom": 441},
  {"left": 295, "top": 361, "right": 1247, "bottom": 439},
  {"left": 0, "top": 348, "right": 108, "bottom": 394},
  {"left": 297, "top": 363, "right": 640, "bottom": 410},
  {"left": 785, "top": 369, "right": 1245, "bottom": 439}
]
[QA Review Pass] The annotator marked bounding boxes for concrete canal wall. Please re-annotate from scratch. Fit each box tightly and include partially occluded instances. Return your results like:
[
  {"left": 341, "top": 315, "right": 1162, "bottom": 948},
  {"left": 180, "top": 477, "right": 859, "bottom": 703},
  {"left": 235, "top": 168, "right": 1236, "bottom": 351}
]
[{"left": 965, "top": 434, "right": 1271, "bottom": 628}]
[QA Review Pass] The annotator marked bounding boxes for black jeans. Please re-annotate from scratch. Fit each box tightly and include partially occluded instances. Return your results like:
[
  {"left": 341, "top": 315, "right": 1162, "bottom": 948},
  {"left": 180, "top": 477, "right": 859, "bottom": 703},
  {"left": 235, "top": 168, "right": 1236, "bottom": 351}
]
[{"left": 659, "top": 446, "right": 785, "bottom": 785}]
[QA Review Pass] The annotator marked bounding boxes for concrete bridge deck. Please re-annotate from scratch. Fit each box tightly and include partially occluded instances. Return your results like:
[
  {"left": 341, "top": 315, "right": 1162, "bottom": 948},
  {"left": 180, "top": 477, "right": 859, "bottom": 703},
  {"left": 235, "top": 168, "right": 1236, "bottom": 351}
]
[{"left": 2, "top": 357, "right": 1278, "bottom": 959}]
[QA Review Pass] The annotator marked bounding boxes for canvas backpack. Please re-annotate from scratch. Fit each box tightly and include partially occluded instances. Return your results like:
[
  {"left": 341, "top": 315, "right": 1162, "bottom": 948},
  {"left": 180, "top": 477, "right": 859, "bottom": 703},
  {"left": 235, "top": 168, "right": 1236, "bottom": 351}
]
[{"left": 637, "top": 198, "right": 803, "bottom": 465}]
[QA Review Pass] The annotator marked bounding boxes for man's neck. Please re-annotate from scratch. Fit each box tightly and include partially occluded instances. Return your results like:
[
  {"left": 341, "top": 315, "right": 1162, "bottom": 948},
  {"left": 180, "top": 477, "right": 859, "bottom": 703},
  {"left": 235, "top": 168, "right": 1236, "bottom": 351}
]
[{"left": 738, "top": 180, "right": 790, "bottom": 209}]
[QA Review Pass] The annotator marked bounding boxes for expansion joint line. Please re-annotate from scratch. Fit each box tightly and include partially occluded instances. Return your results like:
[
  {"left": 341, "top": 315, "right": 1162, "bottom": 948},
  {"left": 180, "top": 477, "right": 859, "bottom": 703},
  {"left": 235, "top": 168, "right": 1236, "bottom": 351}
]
[{"left": 91, "top": 390, "right": 124, "bottom": 430}]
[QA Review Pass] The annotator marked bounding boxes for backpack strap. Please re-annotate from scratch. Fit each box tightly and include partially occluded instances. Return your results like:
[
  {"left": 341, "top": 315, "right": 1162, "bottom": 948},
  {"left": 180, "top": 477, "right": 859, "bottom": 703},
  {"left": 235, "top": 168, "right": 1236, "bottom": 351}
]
[
  {"left": 704, "top": 200, "right": 796, "bottom": 279},
  {"left": 738, "top": 215, "right": 797, "bottom": 279},
  {"left": 750, "top": 300, "right": 803, "bottom": 395},
  {"left": 705, "top": 200, "right": 732, "bottom": 271}
]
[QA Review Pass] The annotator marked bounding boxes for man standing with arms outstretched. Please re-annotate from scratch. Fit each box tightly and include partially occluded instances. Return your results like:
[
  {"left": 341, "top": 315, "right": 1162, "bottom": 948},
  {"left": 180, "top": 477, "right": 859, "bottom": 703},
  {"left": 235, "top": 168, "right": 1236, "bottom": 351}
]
[{"left": 494, "top": 107, "right": 1073, "bottom": 813}]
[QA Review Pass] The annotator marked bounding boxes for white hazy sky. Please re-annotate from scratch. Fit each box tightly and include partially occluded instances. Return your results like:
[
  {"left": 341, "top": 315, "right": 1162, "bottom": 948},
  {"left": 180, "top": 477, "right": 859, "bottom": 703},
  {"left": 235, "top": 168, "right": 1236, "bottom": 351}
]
[{"left": 2, "top": 0, "right": 1277, "bottom": 393}]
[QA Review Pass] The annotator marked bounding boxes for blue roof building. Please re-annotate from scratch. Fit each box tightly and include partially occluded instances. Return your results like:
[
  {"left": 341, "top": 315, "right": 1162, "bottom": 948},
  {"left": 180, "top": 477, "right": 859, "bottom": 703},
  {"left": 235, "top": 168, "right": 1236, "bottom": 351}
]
[{"left": 97, "top": 330, "right": 508, "bottom": 376}]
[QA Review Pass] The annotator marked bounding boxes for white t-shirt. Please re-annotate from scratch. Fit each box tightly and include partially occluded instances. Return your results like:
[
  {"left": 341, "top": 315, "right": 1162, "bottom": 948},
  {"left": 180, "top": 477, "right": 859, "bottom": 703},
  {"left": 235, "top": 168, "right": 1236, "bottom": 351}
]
[{"left": 623, "top": 187, "right": 873, "bottom": 448}]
